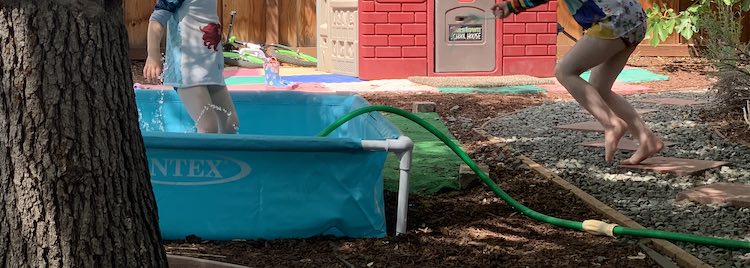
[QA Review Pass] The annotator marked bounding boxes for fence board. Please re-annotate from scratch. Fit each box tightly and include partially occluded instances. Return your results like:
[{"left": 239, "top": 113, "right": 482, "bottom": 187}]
[
  {"left": 278, "top": 0, "right": 317, "bottom": 46},
  {"left": 221, "top": 0, "right": 267, "bottom": 43},
  {"left": 123, "top": 0, "right": 154, "bottom": 55}
]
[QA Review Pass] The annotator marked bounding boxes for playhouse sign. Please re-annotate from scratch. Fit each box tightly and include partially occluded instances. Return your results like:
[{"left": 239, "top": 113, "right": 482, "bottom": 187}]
[
  {"left": 147, "top": 152, "right": 252, "bottom": 186},
  {"left": 448, "top": 24, "right": 483, "bottom": 41}
]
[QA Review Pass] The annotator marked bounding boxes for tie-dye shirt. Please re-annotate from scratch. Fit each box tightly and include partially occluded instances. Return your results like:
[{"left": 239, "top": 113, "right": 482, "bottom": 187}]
[
  {"left": 150, "top": 0, "right": 225, "bottom": 88},
  {"left": 507, "top": 0, "right": 646, "bottom": 41}
]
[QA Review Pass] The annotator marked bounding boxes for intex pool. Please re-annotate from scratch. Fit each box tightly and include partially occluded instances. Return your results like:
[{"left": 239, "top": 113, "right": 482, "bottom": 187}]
[{"left": 135, "top": 90, "right": 413, "bottom": 240}]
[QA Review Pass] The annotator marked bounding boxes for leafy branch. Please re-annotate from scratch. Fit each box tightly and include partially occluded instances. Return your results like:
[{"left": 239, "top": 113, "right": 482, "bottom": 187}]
[
  {"left": 645, "top": 0, "right": 750, "bottom": 47},
  {"left": 645, "top": 3, "right": 699, "bottom": 46}
]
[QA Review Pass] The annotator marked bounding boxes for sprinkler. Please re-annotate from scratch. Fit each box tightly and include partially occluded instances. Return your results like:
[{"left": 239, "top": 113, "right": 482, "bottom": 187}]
[
  {"left": 457, "top": 14, "right": 495, "bottom": 23},
  {"left": 319, "top": 105, "right": 750, "bottom": 250}
]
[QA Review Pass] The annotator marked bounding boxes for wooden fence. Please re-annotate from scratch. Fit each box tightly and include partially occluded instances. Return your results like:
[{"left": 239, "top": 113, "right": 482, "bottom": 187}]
[{"left": 124, "top": 0, "right": 317, "bottom": 60}]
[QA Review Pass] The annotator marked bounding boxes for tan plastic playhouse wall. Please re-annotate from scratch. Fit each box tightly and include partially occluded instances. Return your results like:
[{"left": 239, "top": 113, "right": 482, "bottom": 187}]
[{"left": 317, "top": 0, "right": 360, "bottom": 77}]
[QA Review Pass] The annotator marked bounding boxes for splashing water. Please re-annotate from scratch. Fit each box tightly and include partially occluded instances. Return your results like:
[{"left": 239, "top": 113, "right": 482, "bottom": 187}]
[
  {"left": 136, "top": 89, "right": 167, "bottom": 132},
  {"left": 136, "top": 55, "right": 171, "bottom": 132},
  {"left": 134, "top": 86, "right": 238, "bottom": 133},
  {"left": 138, "top": 108, "right": 151, "bottom": 131},
  {"left": 153, "top": 89, "right": 166, "bottom": 132},
  {"left": 190, "top": 103, "right": 240, "bottom": 133},
  {"left": 459, "top": 14, "right": 496, "bottom": 23}
]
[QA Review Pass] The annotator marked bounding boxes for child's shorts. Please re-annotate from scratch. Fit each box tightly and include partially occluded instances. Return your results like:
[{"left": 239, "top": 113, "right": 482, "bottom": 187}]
[
  {"left": 584, "top": 0, "right": 647, "bottom": 46},
  {"left": 618, "top": 23, "right": 647, "bottom": 46}
]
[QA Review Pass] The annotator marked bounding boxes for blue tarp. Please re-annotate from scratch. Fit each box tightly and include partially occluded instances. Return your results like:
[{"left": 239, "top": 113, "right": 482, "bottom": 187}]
[{"left": 136, "top": 90, "right": 400, "bottom": 240}]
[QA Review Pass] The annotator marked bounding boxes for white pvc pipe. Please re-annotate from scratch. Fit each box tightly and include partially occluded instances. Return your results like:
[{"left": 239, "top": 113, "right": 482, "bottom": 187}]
[
  {"left": 395, "top": 149, "right": 412, "bottom": 235},
  {"left": 361, "top": 135, "right": 413, "bottom": 152},
  {"left": 361, "top": 136, "right": 413, "bottom": 235}
]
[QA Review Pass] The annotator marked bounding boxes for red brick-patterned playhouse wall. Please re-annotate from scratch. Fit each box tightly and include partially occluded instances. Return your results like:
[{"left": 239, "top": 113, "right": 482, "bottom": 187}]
[
  {"left": 359, "top": 0, "right": 430, "bottom": 80},
  {"left": 497, "top": 1, "right": 557, "bottom": 77},
  {"left": 358, "top": 0, "right": 556, "bottom": 80}
]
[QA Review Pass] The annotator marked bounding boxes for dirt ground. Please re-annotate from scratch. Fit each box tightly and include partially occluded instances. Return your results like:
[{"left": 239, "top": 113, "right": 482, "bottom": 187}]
[
  {"left": 163, "top": 93, "right": 658, "bottom": 267},
  {"left": 627, "top": 55, "right": 717, "bottom": 91},
  {"left": 142, "top": 56, "right": 736, "bottom": 267}
]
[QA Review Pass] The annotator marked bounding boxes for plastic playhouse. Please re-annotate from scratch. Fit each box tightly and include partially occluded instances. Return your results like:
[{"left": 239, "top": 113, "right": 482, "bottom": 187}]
[{"left": 316, "top": 0, "right": 557, "bottom": 80}]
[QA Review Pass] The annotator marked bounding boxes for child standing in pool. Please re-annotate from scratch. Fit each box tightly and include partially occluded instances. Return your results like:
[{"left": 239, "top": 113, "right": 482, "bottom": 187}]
[
  {"left": 143, "top": 0, "right": 239, "bottom": 134},
  {"left": 493, "top": 0, "right": 663, "bottom": 165}
]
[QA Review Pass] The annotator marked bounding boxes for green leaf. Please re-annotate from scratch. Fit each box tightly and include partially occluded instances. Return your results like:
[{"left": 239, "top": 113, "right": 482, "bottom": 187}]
[
  {"left": 742, "top": 0, "right": 750, "bottom": 11},
  {"left": 686, "top": 4, "right": 700, "bottom": 13},
  {"left": 666, "top": 19, "right": 677, "bottom": 35},
  {"left": 648, "top": 20, "right": 661, "bottom": 36},
  {"left": 646, "top": 27, "right": 656, "bottom": 40},
  {"left": 690, "top": 16, "right": 700, "bottom": 30},
  {"left": 676, "top": 15, "right": 697, "bottom": 40},
  {"left": 649, "top": 34, "right": 661, "bottom": 46},
  {"left": 682, "top": 27, "right": 695, "bottom": 40},
  {"left": 675, "top": 17, "right": 689, "bottom": 33},
  {"left": 722, "top": 0, "right": 733, "bottom": 6},
  {"left": 651, "top": 5, "right": 660, "bottom": 14},
  {"left": 657, "top": 24, "right": 669, "bottom": 41}
]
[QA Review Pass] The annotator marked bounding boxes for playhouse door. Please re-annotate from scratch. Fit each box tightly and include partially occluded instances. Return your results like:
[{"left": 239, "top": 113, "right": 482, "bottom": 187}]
[
  {"left": 435, "top": 0, "right": 497, "bottom": 73},
  {"left": 316, "top": 0, "right": 359, "bottom": 77}
]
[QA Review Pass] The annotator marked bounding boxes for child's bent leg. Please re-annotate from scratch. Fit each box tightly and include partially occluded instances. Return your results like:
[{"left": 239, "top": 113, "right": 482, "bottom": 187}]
[
  {"left": 555, "top": 35, "right": 630, "bottom": 163},
  {"left": 207, "top": 85, "right": 239, "bottom": 134},
  {"left": 589, "top": 47, "right": 663, "bottom": 165},
  {"left": 177, "top": 86, "right": 220, "bottom": 133},
  {"left": 588, "top": 46, "right": 642, "bottom": 132}
]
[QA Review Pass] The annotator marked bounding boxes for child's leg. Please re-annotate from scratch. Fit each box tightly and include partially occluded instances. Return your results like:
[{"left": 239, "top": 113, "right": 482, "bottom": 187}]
[
  {"left": 207, "top": 85, "right": 239, "bottom": 134},
  {"left": 588, "top": 47, "right": 663, "bottom": 165},
  {"left": 177, "top": 86, "right": 220, "bottom": 133},
  {"left": 555, "top": 35, "right": 631, "bottom": 163}
]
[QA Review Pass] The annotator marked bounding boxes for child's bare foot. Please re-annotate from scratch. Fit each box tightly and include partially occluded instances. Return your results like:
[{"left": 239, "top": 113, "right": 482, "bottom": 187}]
[
  {"left": 621, "top": 135, "right": 664, "bottom": 165},
  {"left": 604, "top": 119, "right": 628, "bottom": 163}
]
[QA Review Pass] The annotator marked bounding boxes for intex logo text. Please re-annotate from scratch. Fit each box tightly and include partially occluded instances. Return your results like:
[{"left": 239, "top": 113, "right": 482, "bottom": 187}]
[{"left": 148, "top": 153, "right": 252, "bottom": 186}]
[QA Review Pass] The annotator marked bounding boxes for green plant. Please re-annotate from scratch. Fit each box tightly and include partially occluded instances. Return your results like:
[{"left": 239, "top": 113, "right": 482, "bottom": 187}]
[
  {"left": 645, "top": 0, "right": 750, "bottom": 47},
  {"left": 694, "top": 0, "right": 750, "bottom": 128},
  {"left": 699, "top": 0, "right": 749, "bottom": 74},
  {"left": 645, "top": 3, "right": 700, "bottom": 46}
]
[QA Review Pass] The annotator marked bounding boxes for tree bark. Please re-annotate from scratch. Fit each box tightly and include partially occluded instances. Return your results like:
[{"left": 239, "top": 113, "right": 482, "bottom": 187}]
[{"left": 0, "top": 0, "right": 168, "bottom": 267}]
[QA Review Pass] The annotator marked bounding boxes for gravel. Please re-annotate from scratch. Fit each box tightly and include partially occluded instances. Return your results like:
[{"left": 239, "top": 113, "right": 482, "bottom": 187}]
[{"left": 484, "top": 91, "right": 750, "bottom": 267}]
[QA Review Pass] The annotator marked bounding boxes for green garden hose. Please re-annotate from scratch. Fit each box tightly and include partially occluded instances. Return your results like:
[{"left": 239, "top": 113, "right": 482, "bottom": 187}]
[{"left": 318, "top": 105, "right": 750, "bottom": 250}]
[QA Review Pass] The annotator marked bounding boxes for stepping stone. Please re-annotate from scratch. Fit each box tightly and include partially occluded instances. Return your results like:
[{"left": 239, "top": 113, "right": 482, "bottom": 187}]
[
  {"left": 555, "top": 121, "right": 605, "bottom": 132},
  {"left": 579, "top": 108, "right": 658, "bottom": 115},
  {"left": 620, "top": 157, "right": 729, "bottom": 176},
  {"left": 542, "top": 82, "right": 653, "bottom": 95},
  {"left": 579, "top": 139, "right": 675, "bottom": 151},
  {"left": 412, "top": 101, "right": 436, "bottom": 113},
  {"left": 676, "top": 183, "right": 750, "bottom": 208},
  {"left": 637, "top": 98, "right": 708, "bottom": 106}
]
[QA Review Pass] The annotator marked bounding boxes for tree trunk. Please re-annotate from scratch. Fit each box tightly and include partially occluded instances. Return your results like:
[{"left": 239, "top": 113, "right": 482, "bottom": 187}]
[{"left": 0, "top": 1, "right": 168, "bottom": 267}]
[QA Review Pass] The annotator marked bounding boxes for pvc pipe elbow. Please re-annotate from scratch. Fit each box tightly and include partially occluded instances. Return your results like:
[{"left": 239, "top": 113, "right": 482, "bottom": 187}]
[
  {"left": 361, "top": 136, "right": 413, "bottom": 152},
  {"left": 389, "top": 136, "right": 413, "bottom": 152}
]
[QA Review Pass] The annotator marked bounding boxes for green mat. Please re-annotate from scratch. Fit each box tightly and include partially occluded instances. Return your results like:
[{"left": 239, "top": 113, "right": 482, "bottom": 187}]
[
  {"left": 382, "top": 112, "right": 464, "bottom": 195},
  {"left": 582, "top": 67, "right": 669, "bottom": 83},
  {"left": 437, "top": 85, "right": 545, "bottom": 94},
  {"left": 434, "top": 68, "right": 666, "bottom": 94},
  {"left": 224, "top": 76, "right": 265, "bottom": 85}
]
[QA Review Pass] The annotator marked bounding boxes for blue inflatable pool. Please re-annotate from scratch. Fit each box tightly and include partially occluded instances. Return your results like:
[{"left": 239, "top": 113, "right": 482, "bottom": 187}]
[{"left": 136, "top": 90, "right": 413, "bottom": 240}]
